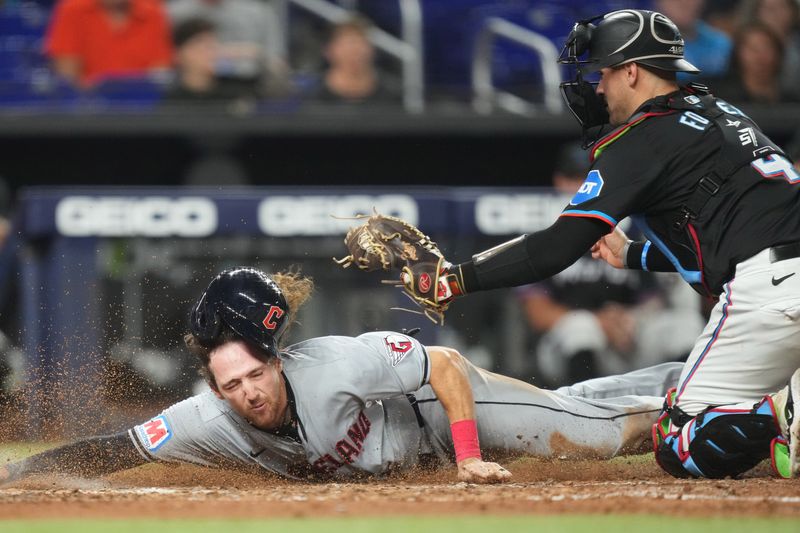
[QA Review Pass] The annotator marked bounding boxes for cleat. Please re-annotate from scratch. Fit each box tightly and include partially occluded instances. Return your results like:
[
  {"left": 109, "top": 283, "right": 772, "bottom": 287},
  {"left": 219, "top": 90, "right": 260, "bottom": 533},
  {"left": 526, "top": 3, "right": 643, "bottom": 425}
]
[
  {"left": 789, "top": 368, "right": 800, "bottom": 477},
  {"left": 771, "top": 436, "right": 790, "bottom": 479}
]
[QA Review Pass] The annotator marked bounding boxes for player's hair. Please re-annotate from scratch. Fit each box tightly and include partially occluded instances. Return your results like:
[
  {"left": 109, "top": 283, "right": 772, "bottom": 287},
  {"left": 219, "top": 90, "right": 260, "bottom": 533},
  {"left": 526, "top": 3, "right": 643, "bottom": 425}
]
[
  {"left": 271, "top": 269, "right": 314, "bottom": 331},
  {"left": 185, "top": 269, "right": 314, "bottom": 389}
]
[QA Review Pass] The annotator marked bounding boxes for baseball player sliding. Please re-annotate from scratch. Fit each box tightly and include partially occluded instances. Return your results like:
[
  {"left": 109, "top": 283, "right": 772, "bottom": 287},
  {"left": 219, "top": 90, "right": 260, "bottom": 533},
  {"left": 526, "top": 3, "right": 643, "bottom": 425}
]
[{"left": 0, "top": 268, "right": 681, "bottom": 484}]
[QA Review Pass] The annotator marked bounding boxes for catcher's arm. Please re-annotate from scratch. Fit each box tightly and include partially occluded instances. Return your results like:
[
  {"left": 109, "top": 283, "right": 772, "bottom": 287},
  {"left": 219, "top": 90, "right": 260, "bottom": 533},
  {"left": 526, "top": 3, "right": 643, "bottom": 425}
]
[
  {"left": 454, "top": 217, "right": 608, "bottom": 291},
  {"left": 426, "top": 346, "right": 511, "bottom": 484},
  {"left": 0, "top": 432, "right": 146, "bottom": 484},
  {"left": 335, "top": 213, "right": 609, "bottom": 323}
]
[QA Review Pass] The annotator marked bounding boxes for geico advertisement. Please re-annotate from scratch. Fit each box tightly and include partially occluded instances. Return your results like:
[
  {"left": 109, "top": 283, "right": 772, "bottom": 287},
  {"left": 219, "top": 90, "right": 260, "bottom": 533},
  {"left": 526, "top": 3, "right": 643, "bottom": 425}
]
[
  {"left": 475, "top": 194, "right": 570, "bottom": 235},
  {"left": 54, "top": 195, "right": 419, "bottom": 237},
  {"left": 258, "top": 195, "right": 418, "bottom": 236},
  {"left": 56, "top": 197, "right": 218, "bottom": 237}
]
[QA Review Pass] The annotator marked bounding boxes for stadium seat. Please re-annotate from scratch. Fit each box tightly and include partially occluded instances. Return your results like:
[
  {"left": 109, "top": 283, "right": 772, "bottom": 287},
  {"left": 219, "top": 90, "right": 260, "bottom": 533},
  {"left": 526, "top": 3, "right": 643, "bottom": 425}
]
[{"left": 88, "top": 76, "right": 166, "bottom": 110}]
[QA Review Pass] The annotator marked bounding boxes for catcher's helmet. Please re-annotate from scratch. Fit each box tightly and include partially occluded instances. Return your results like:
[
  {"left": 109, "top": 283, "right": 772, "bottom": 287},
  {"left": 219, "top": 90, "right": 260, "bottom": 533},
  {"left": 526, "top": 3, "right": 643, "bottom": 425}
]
[
  {"left": 190, "top": 267, "right": 289, "bottom": 356},
  {"left": 558, "top": 9, "right": 699, "bottom": 143},
  {"left": 571, "top": 10, "right": 700, "bottom": 74}
]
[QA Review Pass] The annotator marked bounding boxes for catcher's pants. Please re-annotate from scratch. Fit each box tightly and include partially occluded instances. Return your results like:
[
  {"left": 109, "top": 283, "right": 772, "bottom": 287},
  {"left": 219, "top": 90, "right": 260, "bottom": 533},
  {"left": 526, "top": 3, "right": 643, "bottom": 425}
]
[
  {"left": 657, "top": 247, "right": 800, "bottom": 478},
  {"left": 674, "top": 247, "right": 800, "bottom": 415}
]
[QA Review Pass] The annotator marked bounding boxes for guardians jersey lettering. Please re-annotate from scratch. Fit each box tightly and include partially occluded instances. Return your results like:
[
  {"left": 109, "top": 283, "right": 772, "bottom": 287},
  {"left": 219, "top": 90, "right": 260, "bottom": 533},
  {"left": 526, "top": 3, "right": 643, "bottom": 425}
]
[
  {"left": 312, "top": 411, "right": 372, "bottom": 474},
  {"left": 284, "top": 332, "right": 429, "bottom": 477}
]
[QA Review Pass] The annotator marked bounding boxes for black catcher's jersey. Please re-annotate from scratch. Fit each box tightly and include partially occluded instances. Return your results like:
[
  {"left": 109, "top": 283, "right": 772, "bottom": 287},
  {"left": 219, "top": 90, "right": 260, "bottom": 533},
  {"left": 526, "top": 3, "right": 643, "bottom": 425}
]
[{"left": 560, "top": 86, "right": 800, "bottom": 296}]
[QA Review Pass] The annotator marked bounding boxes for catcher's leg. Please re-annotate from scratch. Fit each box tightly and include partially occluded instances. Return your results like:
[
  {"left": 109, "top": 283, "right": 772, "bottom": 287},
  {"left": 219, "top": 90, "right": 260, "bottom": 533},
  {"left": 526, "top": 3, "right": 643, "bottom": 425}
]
[
  {"left": 651, "top": 254, "right": 800, "bottom": 478},
  {"left": 652, "top": 391, "right": 782, "bottom": 478}
]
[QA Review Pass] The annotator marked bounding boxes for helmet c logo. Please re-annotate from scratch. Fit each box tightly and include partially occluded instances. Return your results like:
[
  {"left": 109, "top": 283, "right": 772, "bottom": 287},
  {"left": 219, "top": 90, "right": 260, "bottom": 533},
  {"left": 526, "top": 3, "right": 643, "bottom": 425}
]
[{"left": 262, "top": 305, "right": 285, "bottom": 330}]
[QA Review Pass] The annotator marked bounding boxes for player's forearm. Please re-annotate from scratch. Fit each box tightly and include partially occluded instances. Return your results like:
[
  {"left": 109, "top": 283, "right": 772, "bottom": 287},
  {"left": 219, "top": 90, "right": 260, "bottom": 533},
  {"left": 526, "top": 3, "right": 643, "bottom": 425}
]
[
  {"left": 427, "top": 347, "right": 475, "bottom": 423},
  {"left": 427, "top": 347, "right": 485, "bottom": 465},
  {"left": 456, "top": 217, "right": 609, "bottom": 293},
  {"left": 625, "top": 241, "right": 677, "bottom": 272},
  {"left": 3, "top": 432, "right": 147, "bottom": 483}
]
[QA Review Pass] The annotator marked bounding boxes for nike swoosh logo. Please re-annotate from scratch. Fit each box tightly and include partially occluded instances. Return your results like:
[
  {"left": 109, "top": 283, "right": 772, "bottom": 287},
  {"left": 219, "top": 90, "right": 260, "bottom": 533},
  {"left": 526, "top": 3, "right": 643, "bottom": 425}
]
[{"left": 772, "top": 273, "right": 796, "bottom": 286}]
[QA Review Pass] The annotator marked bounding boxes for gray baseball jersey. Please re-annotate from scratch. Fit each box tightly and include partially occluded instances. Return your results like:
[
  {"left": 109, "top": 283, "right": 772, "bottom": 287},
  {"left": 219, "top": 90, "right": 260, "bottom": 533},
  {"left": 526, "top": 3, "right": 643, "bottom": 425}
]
[{"left": 129, "top": 332, "right": 681, "bottom": 479}]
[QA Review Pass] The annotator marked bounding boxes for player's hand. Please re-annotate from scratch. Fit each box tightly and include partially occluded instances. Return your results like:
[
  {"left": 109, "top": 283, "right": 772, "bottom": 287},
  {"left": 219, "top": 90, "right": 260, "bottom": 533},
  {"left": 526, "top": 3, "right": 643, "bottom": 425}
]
[
  {"left": 456, "top": 458, "right": 512, "bottom": 484},
  {"left": 591, "top": 227, "right": 630, "bottom": 269},
  {"left": 0, "top": 465, "right": 10, "bottom": 484}
]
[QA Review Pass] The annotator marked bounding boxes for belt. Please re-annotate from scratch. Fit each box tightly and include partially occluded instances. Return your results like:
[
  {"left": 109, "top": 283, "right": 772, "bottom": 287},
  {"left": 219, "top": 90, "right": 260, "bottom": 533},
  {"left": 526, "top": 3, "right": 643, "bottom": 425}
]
[
  {"left": 406, "top": 394, "right": 440, "bottom": 470},
  {"left": 770, "top": 242, "right": 800, "bottom": 263},
  {"left": 406, "top": 394, "right": 425, "bottom": 428}
]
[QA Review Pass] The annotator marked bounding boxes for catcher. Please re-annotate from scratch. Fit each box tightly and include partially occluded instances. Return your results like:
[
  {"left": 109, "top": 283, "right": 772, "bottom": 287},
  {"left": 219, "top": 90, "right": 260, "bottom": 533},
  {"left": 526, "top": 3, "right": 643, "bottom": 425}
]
[
  {"left": 0, "top": 268, "right": 681, "bottom": 485},
  {"left": 335, "top": 9, "right": 800, "bottom": 480}
]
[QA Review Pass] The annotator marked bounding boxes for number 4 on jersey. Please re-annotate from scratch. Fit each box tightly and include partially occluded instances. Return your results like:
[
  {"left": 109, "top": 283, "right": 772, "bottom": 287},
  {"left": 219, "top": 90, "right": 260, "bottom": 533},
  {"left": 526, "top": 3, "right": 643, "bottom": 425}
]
[{"left": 751, "top": 154, "right": 800, "bottom": 184}]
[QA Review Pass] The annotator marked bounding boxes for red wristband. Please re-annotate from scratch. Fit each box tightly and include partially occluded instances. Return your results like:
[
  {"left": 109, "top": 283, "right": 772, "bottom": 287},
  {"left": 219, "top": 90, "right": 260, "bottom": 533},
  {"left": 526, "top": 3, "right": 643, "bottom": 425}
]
[{"left": 451, "top": 419, "right": 481, "bottom": 463}]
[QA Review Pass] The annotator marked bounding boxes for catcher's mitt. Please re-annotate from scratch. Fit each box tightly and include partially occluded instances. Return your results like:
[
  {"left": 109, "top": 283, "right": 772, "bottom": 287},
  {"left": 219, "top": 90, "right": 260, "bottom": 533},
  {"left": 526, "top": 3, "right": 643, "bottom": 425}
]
[{"left": 334, "top": 212, "right": 462, "bottom": 324}]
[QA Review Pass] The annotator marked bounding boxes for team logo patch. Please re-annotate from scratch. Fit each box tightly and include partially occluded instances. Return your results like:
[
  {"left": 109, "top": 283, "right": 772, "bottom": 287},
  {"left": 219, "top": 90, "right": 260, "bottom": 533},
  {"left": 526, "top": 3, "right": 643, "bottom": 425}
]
[
  {"left": 384, "top": 334, "right": 413, "bottom": 366},
  {"left": 262, "top": 305, "right": 285, "bottom": 330},
  {"left": 569, "top": 170, "right": 604, "bottom": 206},
  {"left": 134, "top": 415, "right": 172, "bottom": 452},
  {"left": 418, "top": 273, "right": 432, "bottom": 294},
  {"left": 737, "top": 127, "right": 758, "bottom": 147}
]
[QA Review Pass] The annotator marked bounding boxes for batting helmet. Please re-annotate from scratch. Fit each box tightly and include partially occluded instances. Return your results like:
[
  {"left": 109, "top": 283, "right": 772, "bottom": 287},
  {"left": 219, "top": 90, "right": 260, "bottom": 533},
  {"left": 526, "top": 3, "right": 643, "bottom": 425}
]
[{"left": 190, "top": 267, "right": 289, "bottom": 356}]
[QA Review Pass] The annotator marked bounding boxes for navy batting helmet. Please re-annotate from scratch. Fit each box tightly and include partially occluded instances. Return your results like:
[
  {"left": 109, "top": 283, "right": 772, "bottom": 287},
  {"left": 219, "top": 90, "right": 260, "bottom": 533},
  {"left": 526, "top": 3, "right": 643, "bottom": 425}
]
[{"left": 190, "top": 267, "right": 289, "bottom": 356}]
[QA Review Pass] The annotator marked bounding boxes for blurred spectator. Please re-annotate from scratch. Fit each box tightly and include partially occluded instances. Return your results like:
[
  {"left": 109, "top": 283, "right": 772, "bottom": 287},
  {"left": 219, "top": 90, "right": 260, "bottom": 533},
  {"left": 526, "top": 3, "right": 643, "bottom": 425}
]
[
  {"left": 45, "top": 0, "right": 172, "bottom": 88},
  {"left": 654, "top": 0, "right": 732, "bottom": 79},
  {"left": 516, "top": 143, "right": 703, "bottom": 387},
  {"left": 703, "top": 0, "right": 742, "bottom": 36},
  {"left": 167, "top": 0, "right": 286, "bottom": 90},
  {"left": 714, "top": 21, "right": 800, "bottom": 104},
  {"left": 164, "top": 18, "right": 260, "bottom": 105},
  {"left": 787, "top": 129, "right": 800, "bottom": 172},
  {"left": 740, "top": 0, "right": 800, "bottom": 92},
  {"left": 316, "top": 17, "right": 400, "bottom": 105}
]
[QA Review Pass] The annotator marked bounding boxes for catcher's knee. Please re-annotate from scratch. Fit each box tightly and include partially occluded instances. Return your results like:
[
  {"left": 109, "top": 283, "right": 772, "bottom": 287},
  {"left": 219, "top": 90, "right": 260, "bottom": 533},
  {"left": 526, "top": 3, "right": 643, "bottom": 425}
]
[{"left": 652, "top": 394, "right": 780, "bottom": 479}]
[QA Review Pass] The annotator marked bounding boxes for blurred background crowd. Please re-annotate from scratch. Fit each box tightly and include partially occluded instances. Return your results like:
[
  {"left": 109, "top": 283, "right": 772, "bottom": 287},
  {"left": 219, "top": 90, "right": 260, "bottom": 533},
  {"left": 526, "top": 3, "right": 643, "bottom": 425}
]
[
  {"left": 2, "top": 0, "right": 800, "bottom": 112},
  {"left": 2, "top": 0, "right": 800, "bottom": 437}
]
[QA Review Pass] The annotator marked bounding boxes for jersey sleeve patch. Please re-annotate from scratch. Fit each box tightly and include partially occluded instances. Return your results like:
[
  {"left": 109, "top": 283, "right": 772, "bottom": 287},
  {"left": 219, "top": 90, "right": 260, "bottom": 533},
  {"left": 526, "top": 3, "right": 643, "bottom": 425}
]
[
  {"left": 383, "top": 334, "right": 413, "bottom": 367},
  {"left": 133, "top": 415, "right": 173, "bottom": 452},
  {"left": 569, "top": 169, "right": 604, "bottom": 205}
]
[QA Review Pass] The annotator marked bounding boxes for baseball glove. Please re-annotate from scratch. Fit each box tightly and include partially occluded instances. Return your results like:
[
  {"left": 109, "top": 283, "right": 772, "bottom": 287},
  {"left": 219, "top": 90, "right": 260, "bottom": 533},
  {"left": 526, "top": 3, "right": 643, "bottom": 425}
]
[{"left": 334, "top": 212, "right": 461, "bottom": 324}]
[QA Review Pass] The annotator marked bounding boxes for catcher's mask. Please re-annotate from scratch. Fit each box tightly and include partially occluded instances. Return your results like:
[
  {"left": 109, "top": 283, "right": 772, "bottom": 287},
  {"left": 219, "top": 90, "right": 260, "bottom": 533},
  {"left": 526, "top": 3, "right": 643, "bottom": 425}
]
[
  {"left": 558, "top": 9, "right": 700, "bottom": 145},
  {"left": 190, "top": 267, "right": 289, "bottom": 356}
]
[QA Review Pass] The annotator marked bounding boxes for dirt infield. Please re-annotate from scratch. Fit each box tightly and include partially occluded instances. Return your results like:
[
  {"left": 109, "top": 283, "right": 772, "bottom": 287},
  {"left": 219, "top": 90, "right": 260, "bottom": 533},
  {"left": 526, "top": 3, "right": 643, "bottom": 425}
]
[{"left": 2, "top": 457, "right": 799, "bottom": 520}]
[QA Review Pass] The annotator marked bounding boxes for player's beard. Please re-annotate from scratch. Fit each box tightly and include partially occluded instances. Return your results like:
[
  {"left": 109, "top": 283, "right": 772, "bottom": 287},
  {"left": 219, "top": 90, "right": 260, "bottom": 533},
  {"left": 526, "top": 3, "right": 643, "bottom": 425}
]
[{"left": 246, "top": 380, "right": 288, "bottom": 430}]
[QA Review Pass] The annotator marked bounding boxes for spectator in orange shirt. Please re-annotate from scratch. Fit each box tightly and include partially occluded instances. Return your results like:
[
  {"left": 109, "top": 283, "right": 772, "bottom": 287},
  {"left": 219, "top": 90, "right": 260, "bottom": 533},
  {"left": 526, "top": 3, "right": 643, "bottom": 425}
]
[{"left": 45, "top": 0, "right": 173, "bottom": 88}]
